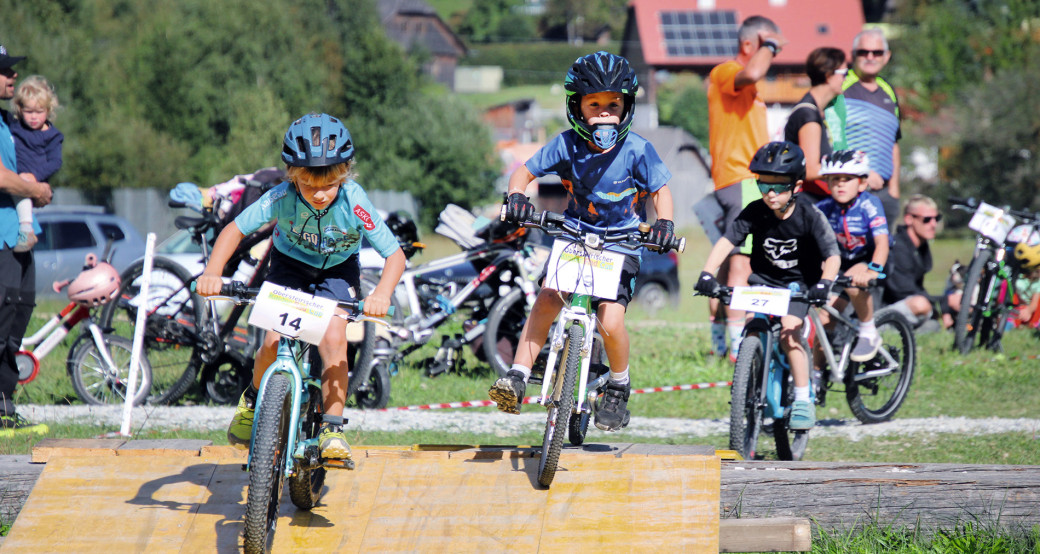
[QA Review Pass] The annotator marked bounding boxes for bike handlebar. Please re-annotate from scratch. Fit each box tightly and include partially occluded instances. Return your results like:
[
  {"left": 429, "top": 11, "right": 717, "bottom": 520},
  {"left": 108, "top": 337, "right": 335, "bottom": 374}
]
[
  {"left": 695, "top": 276, "right": 876, "bottom": 306},
  {"left": 499, "top": 206, "right": 686, "bottom": 253},
  {"left": 949, "top": 196, "right": 1039, "bottom": 221},
  {"left": 192, "top": 281, "right": 394, "bottom": 317}
]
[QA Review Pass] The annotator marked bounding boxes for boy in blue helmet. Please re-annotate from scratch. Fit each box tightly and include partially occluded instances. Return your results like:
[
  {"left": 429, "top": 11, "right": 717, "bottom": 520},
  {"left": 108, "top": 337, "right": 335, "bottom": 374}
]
[
  {"left": 488, "top": 51, "right": 676, "bottom": 431},
  {"left": 196, "top": 113, "right": 406, "bottom": 459},
  {"left": 696, "top": 141, "right": 840, "bottom": 430}
]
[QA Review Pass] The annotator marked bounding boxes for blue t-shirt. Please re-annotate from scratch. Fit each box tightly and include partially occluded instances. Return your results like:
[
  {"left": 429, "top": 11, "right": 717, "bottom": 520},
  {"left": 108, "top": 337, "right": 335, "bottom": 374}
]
[
  {"left": 235, "top": 180, "right": 399, "bottom": 268},
  {"left": 844, "top": 80, "right": 901, "bottom": 181},
  {"left": 0, "top": 108, "right": 22, "bottom": 248},
  {"left": 815, "top": 191, "right": 889, "bottom": 266},
  {"left": 526, "top": 130, "right": 670, "bottom": 229}
]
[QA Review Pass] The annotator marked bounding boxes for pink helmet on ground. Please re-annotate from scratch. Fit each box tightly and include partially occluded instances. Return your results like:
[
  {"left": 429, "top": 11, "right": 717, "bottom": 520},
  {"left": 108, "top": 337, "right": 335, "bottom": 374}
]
[{"left": 67, "top": 254, "right": 121, "bottom": 306}]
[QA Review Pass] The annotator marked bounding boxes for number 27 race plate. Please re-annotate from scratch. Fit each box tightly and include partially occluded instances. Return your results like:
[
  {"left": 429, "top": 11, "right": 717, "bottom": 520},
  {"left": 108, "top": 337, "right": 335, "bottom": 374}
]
[{"left": 728, "top": 286, "right": 791, "bottom": 317}]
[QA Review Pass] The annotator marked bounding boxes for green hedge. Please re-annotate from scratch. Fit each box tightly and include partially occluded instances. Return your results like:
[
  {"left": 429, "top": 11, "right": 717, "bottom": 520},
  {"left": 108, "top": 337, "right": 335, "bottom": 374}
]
[{"left": 461, "top": 42, "right": 620, "bottom": 86}]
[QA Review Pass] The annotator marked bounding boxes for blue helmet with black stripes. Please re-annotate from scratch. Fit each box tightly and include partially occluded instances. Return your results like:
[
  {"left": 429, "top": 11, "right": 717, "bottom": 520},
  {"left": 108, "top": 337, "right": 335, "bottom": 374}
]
[
  {"left": 564, "top": 51, "right": 638, "bottom": 150},
  {"left": 281, "top": 113, "right": 355, "bottom": 167}
]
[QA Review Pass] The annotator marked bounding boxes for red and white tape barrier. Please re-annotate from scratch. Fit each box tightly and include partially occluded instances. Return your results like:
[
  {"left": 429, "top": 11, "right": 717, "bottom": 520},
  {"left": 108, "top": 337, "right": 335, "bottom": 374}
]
[{"left": 381, "top": 380, "right": 732, "bottom": 412}]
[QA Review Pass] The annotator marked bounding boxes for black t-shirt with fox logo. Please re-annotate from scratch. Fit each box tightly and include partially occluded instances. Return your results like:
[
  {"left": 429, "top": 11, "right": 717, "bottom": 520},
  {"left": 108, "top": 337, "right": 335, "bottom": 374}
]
[{"left": 724, "top": 194, "right": 840, "bottom": 289}]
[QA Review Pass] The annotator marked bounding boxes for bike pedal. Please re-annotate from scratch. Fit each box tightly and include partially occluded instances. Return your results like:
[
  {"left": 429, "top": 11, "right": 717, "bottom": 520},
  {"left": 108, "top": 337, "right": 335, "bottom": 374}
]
[{"left": 323, "top": 458, "right": 356, "bottom": 470}]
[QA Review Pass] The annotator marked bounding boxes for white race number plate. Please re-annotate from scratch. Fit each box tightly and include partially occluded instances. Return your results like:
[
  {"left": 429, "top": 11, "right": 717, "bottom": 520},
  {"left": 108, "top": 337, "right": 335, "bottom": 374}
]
[
  {"left": 729, "top": 286, "right": 791, "bottom": 317},
  {"left": 968, "top": 202, "right": 1015, "bottom": 244},
  {"left": 544, "top": 238, "right": 625, "bottom": 300},
  {"left": 247, "top": 282, "right": 336, "bottom": 345}
]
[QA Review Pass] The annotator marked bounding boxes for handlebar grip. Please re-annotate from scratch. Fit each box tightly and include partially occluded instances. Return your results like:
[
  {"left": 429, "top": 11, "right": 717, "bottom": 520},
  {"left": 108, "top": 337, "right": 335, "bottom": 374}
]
[
  {"left": 499, "top": 204, "right": 507, "bottom": 222},
  {"left": 356, "top": 301, "right": 395, "bottom": 317},
  {"left": 674, "top": 236, "right": 686, "bottom": 253},
  {"left": 168, "top": 199, "right": 187, "bottom": 209}
]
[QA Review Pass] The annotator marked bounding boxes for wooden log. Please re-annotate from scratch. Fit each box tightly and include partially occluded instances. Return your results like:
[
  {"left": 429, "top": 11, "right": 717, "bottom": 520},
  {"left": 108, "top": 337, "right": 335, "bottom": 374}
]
[
  {"left": 720, "top": 460, "right": 1040, "bottom": 530},
  {"left": 719, "top": 518, "right": 812, "bottom": 552}
]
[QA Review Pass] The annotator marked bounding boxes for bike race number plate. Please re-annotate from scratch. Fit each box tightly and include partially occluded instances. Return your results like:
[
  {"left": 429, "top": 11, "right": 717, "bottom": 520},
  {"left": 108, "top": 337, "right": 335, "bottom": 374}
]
[
  {"left": 968, "top": 202, "right": 1016, "bottom": 244},
  {"left": 545, "top": 238, "right": 625, "bottom": 300},
  {"left": 729, "top": 286, "right": 791, "bottom": 317},
  {"left": 247, "top": 282, "right": 337, "bottom": 345}
]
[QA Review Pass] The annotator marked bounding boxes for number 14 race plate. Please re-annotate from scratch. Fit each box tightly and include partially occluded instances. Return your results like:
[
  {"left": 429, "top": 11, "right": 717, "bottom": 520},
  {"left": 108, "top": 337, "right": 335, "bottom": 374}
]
[{"left": 247, "top": 282, "right": 337, "bottom": 345}]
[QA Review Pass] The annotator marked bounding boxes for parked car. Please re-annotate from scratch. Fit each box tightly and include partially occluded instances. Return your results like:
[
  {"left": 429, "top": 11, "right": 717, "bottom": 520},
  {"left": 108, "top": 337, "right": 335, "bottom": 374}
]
[{"left": 33, "top": 207, "right": 146, "bottom": 298}]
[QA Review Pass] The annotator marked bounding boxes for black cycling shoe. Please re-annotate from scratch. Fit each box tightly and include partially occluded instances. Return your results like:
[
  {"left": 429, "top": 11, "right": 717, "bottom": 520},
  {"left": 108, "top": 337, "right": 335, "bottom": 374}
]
[
  {"left": 489, "top": 370, "right": 527, "bottom": 414},
  {"left": 595, "top": 380, "right": 631, "bottom": 432}
]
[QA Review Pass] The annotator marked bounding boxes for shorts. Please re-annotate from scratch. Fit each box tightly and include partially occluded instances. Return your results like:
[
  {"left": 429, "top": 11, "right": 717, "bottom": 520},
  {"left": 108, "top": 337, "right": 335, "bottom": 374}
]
[
  {"left": 840, "top": 256, "right": 870, "bottom": 273},
  {"left": 716, "top": 178, "right": 759, "bottom": 256},
  {"left": 266, "top": 248, "right": 361, "bottom": 302},
  {"left": 541, "top": 252, "right": 640, "bottom": 308}
]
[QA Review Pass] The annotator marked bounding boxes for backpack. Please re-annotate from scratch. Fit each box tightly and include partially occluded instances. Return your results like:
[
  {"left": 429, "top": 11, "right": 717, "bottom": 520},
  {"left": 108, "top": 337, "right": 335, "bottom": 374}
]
[
  {"left": 770, "top": 102, "right": 818, "bottom": 143},
  {"left": 216, "top": 167, "right": 286, "bottom": 230}
]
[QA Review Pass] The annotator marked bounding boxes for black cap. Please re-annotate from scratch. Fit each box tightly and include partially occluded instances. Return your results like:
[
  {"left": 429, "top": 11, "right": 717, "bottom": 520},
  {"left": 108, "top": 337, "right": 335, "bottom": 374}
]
[{"left": 0, "top": 45, "right": 25, "bottom": 70}]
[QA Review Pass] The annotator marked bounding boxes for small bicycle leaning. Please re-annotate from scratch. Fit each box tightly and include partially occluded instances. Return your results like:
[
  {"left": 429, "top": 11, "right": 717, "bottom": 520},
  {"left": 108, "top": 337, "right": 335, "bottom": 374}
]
[
  {"left": 505, "top": 209, "right": 685, "bottom": 487},
  {"left": 201, "top": 280, "right": 391, "bottom": 553},
  {"left": 699, "top": 277, "right": 916, "bottom": 461}
]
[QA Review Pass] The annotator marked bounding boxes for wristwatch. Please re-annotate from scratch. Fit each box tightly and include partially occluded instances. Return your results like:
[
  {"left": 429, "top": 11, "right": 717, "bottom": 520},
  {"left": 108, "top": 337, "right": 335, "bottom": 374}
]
[
  {"left": 867, "top": 262, "right": 885, "bottom": 273},
  {"left": 763, "top": 39, "right": 780, "bottom": 56}
]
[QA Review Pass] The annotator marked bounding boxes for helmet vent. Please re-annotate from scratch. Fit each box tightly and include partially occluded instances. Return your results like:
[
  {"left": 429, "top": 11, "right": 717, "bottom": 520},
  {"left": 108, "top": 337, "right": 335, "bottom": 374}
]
[
  {"left": 310, "top": 126, "right": 321, "bottom": 147},
  {"left": 328, "top": 136, "right": 337, "bottom": 151}
]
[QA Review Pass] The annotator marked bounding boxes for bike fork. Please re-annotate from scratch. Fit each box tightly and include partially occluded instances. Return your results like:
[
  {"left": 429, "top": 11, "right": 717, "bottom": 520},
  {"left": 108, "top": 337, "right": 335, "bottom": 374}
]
[{"left": 249, "top": 353, "right": 304, "bottom": 478}]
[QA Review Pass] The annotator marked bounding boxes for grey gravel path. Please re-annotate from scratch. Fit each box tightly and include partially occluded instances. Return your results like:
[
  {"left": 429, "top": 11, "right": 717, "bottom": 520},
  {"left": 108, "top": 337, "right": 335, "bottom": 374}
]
[{"left": 16, "top": 404, "right": 1040, "bottom": 441}]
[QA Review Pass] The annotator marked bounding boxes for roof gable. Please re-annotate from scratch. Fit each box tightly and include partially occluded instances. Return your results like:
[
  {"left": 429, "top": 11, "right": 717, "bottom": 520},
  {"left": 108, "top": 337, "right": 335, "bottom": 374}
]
[{"left": 632, "top": 0, "right": 864, "bottom": 67}]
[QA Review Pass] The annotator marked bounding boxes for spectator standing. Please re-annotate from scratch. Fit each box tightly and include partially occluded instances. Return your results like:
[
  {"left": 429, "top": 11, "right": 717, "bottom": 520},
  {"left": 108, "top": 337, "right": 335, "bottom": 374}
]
[
  {"left": 706, "top": 15, "right": 786, "bottom": 359},
  {"left": 0, "top": 44, "right": 53, "bottom": 437},
  {"left": 783, "top": 47, "right": 847, "bottom": 205},
  {"left": 9, "top": 75, "right": 63, "bottom": 251},
  {"left": 882, "top": 194, "right": 946, "bottom": 331},
  {"left": 838, "top": 28, "right": 902, "bottom": 227}
]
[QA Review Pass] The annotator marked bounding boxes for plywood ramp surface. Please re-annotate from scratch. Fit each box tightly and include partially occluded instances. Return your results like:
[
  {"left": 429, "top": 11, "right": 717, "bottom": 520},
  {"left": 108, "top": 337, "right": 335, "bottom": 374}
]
[{"left": 3, "top": 450, "right": 719, "bottom": 553}]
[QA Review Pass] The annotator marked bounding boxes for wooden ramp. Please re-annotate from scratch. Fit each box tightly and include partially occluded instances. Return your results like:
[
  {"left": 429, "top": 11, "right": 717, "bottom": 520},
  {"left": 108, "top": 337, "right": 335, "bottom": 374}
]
[{"left": 3, "top": 443, "right": 722, "bottom": 553}]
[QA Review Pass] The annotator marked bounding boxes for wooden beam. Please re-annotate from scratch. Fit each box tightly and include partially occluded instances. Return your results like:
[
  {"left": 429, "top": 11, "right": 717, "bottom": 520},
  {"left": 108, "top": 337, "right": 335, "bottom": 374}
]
[{"left": 719, "top": 518, "right": 812, "bottom": 552}]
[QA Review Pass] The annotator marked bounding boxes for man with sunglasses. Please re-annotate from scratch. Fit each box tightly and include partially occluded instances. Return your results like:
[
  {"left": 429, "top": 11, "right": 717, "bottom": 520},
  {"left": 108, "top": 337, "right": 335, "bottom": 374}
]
[
  {"left": 0, "top": 43, "right": 53, "bottom": 437},
  {"left": 882, "top": 194, "right": 951, "bottom": 331},
  {"left": 838, "top": 28, "right": 902, "bottom": 228}
]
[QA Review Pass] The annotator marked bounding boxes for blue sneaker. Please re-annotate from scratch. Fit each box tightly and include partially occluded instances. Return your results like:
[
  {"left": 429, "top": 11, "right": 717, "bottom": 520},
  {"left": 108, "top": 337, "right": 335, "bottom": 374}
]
[{"left": 788, "top": 400, "right": 816, "bottom": 430}]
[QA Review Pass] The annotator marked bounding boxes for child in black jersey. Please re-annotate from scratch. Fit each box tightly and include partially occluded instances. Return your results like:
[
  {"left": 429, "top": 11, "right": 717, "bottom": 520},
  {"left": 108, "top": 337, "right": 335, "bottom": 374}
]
[{"left": 696, "top": 141, "right": 840, "bottom": 430}]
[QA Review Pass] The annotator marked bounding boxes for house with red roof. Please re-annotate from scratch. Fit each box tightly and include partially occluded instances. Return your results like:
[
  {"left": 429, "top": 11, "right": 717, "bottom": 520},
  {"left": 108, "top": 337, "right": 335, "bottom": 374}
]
[{"left": 620, "top": 0, "right": 865, "bottom": 106}]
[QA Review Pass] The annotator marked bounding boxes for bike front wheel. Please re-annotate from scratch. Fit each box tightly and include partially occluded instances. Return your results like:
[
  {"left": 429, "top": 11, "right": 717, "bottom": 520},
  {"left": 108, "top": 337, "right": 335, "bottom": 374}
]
[
  {"left": 846, "top": 308, "right": 917, "bottom": 424},
  {"left": 538, "top": 323, "right": 581, "bottom": 488},
  {"left": 98, "top": 257, "right": 206, "bottom": 404},
  {"left": 954, "top": 250, "right": 992, "bottom": 354},
  {"left": 244, "top": 373, "right": 292, "bottom": 553},
  {"left": 67, "top": 333, "right": 152, "bottom": 406},
  {"left": 729, "top": 333, "right": 765, "bottom": 460}
]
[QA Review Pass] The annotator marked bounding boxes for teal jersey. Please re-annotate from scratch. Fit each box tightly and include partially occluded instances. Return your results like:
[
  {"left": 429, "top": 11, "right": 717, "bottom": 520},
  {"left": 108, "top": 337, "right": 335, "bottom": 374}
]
[{"left": 235, "top": 180, "right": 399, "bottom": 268}]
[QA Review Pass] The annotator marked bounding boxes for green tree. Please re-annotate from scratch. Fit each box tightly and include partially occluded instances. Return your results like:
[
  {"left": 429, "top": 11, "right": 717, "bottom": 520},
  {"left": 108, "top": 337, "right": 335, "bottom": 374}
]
[
  {"left": 458, "top": 0, "right": 536, "bottom": 43},
  {"left": 656, "top": 73, "right": 709, "bottom": 147}
]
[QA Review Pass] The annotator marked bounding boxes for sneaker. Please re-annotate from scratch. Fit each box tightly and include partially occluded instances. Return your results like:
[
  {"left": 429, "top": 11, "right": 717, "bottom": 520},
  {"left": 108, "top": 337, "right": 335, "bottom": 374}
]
[
  {"left": 594, "top": 380, "right": 631, "bottom": 432},
  {"left": 489, "top": 370, "right": 526, "bottom": 414},
  {"left": 318, "top": 423, "right": 352, "bottom": 459},
  {"left": 850, "top": 334, "right": 882, "bottom": 362},
  {"left": 13, "top": 229, "right": 37, "bottom": 253},
  {"left": 788, "top": 400, "right": 816, "bottom": 430},
  {"left": 226, "top": 389, "right": 256, "bottom": 449},
  {"left": 0, "top": 413, "right": 49, "bottom": 438}
]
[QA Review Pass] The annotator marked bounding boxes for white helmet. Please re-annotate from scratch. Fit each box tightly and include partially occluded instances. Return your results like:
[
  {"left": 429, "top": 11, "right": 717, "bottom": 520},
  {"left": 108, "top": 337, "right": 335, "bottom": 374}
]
[{"left": 820, "top": 150, "right": 870, "bottom": 177}]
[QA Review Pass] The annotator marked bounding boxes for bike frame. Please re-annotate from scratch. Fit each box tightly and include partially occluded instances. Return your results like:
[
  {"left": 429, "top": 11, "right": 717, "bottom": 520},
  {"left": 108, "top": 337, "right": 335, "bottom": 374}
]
[
  {"left": 20, "top": 301, "right": 125, "bottom": 385},
  {"left": 537, "top": 293, "right": 609, "bottom": 415}
]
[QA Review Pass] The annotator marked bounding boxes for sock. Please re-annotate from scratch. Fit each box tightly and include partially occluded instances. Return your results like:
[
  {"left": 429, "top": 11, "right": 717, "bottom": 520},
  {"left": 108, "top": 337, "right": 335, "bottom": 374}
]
[
  {"left": 794, "top": 386, "right": 811, "bottom": 403},
  {"left": 859, "top": 319, "right": 877, "bottom": 338},
  {"left": 710, "top": 322, "right": 726, "bottom": 353},
  {"left": 321, "top": 414, "right": 346, "bottom": 427},
  {"left": 727, "top": 320, "right": 744, "bottom": 353},
  {"left": 509, "top": 364, "right": 532, "bottom": 382},
  {"left": 609, "top": 366, "right": 630, "bottom": 386}
]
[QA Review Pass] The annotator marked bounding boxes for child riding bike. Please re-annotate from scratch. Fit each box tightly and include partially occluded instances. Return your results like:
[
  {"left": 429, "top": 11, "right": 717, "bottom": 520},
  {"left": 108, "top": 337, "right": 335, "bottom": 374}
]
[
  {"left": 488, "top": 51, "right": 676, "bottom": 432},
  {"left": 814, "top": 149, "right": 889, "bottom": 361},
  {"left": 196, "top": 113, "right": 406, "bottom": 459},
  {"left": 695, "top": 141, "right": 840, "bottom": 430}
]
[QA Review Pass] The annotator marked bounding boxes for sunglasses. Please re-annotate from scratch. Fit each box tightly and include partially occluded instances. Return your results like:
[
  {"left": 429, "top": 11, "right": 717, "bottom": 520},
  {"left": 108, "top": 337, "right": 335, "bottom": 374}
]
[
  {"left": 854, "top": 49, "right": 885, "bottom": 58},
  {"left": 909, "top": 213, "right": 942, "bottom": 224},
  {"left": 757, "top": 181, "right": 795, "bottom": 195}
]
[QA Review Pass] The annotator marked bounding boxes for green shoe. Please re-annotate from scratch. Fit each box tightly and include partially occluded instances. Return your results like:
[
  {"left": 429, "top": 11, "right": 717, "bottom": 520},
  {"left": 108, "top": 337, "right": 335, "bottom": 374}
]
[
  {"left": 789, "top": 400, "right": 816, "bottom": 431},
  {"left": 227, "top": 390, "right": 255, "bottom": 449},
  {"left": 318, "top": 423, "right": 352, "bottom": 460},
  {"left": 0, "top": 413, "right": 49, "bottom": 438}
]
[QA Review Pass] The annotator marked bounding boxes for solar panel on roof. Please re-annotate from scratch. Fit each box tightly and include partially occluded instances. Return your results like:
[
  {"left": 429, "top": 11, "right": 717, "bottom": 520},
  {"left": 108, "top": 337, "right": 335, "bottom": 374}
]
[{"left": 659, "top": 10, "right": 738, "bottom": 58}]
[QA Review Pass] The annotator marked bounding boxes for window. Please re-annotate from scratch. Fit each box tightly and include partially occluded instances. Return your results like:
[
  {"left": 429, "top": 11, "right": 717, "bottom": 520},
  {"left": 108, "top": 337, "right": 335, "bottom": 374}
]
[
  {"left": 99, "top": 222, "right": 126, "bottom": 242},
  {"left": 36, "top": 220, "right": 97, "bottom": 251}
]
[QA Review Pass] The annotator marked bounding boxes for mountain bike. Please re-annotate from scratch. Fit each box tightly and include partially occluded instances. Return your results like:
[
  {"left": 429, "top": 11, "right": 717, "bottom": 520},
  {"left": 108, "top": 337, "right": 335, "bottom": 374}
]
[
  {"left": 507, "top": 208, "right": 685, "bottom": 487},
  {"left": 700, "top": 277, "right": 915, "bottom": 461},
  {"left": 19, "top": 251, "right": 153, "bottom": 406},
  {"left": 950, "top": 197, "right": 1040, "bottom": 354},
  {"left": 204, "top": 281, "right": 392, "bottom": 553}
]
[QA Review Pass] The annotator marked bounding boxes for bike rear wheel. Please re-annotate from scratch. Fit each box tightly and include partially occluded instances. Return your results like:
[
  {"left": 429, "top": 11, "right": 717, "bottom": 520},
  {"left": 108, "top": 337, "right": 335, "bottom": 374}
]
[
  {"left": 729, "top": 333, "right": 765, "bottom": 460},
  {"left": 846, "top": 309, "right": 917, "bottom": 424},
  {"left": 538, "top": 324, "right": 581, "bottom": 488},
  {"left": 244, "top": 372, "right": 291, "bottom": 554},
  {"left": 954, "top": 250, "right": 992, "bottom": 354},
  {"left": 98, "top": 257, "right": 206, "bottom": 404},
  {"left": 352, "top": 358, "right": 391, "bottom": 409},
  {"left": 67, "top": 333, "right": 152, "bottom": 406},
  {"left": 288, "top": 384, "right": 327, "bottom": 511}
]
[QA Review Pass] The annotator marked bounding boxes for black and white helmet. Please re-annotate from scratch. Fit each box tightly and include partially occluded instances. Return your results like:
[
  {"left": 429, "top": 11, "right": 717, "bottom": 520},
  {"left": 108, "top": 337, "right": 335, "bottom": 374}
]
[{"left": 820, "top": 150, "right": 870, "bottom": 177}]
